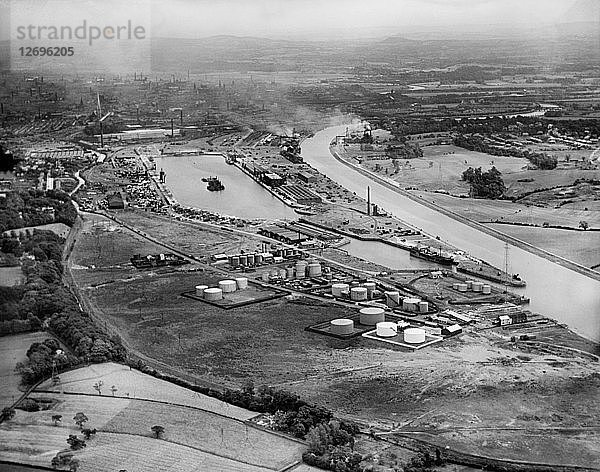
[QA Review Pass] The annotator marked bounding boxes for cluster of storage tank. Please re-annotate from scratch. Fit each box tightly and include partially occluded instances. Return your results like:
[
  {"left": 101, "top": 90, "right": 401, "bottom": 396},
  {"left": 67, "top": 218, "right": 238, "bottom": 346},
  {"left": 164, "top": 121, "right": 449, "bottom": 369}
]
[
  {"left": 382, "top": 291, "right": 429, "bottom": 313},
  {"left": 195, "top": 277, "right": 248, "bottom": 301},
  {"left": 374, "top": 322, "right": 427, "bottom": 344},
  {"left": 261, "top": 259, "right": 323, "bottom": 282},
  {"left": 452, "top": 280, "right": 492, "bottom": 294},
  {"left": 228, "top": 248, "right": 301, "bottom": 268},
  {"left": 331, "top": 281, "right": 378, "bottom": 301}
]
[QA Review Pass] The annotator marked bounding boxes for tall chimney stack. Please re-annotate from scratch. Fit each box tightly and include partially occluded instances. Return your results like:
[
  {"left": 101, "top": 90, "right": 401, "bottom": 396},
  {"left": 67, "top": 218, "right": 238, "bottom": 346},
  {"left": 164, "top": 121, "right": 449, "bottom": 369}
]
[{"left": 367, "top": 186, "right": 371, "bottom": 215}]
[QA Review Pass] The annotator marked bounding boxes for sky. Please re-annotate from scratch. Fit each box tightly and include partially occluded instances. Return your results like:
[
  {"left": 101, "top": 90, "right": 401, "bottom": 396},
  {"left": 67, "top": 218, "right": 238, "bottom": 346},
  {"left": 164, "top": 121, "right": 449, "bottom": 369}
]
[
  {"left": 150, "top": 0, "right": 591, "bottom": 40},
  {"left": 1, "top": 0, "right": 596, "bottom": 42}
]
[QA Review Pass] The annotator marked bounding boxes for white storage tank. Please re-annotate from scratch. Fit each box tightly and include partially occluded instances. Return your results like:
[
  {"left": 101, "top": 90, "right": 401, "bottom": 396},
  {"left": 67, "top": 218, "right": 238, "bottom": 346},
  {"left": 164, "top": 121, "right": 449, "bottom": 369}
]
[
  {"left": 402, "top": 297, "right": 421, "bottom": 311},
  {"left": 359, "top": 307, "right": 385, "bottom": 326},
  {"left": 472, "top": 282, "right": 484, "bottom": 292},
  {"left": 457, "top": 283, "right": 468, "bottom": 292},
  {"left": 452, "top": 283, "right": 459, "bottom": 290},
  {"left": 195, "top": 285, "right": 208, "bottom": 297},
  {"left": 331, "top": 283, "right": 350, "bottom": 297},
  {"left": 219, "top": 280, "right": 237, "bottom": 293},
  {"left": 418, "top": 301, "right": 429, "bottom": 313},
  {"left": 279, "top": 269, "right": 287, "bottom": 279},
  {"left": 350, "top": 287, "right": 368, "bottom": 301},
  {"left": 255, "top": 254, "right": 263, "bottom": 264},
  {"left": 247, "top": 254, "right": 255, "bottom": 265},
  {"left": 231, "top": 256, "right": 240, "bottom": 266},
  {"left": 384, "top": 291, "right": 400, "bottom": 307},
  {"left": 404, "top": 327, "right": 426, "bottom": 344},
  {"left": 482, "top": 284, "right": 492, "bottom": 294},
  {"left": 376, "top": 322, "right": 398, "bottom": 338},
  {"left": 203, "top": 287, "right": 223, "bottom": 301},
  {"left": 239, "top": 255, "right": 248, "bottom": 266},
  {"left": 234, "top": 277, "right": 248, "bottom": 290},
  {"left": 261, "top": 272, "right": 270, "bottom": 282},
  {"left": 286, "top": 267, "right": 294, "bottom": 279},
  {"left": 295, "top": 261, "right": 307, "bottom": 279},
  {"left": 363, "top": 282, "right": 376, "bottom": 298},
  {"left": 466, "top": 280, "right": 474, "bottom": 290},
  {"left": 307, "top": 262, "right": 322, "bottom": 277},
  {"left": 330, "top": 318, "right": 354, "bottom": 336}
]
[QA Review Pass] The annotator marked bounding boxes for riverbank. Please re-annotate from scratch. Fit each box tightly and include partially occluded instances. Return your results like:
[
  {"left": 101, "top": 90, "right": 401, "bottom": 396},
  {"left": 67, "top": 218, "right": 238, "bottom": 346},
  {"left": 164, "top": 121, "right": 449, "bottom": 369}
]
[{"left": 330, "top": 144, "right": 600, "bottom": 284}]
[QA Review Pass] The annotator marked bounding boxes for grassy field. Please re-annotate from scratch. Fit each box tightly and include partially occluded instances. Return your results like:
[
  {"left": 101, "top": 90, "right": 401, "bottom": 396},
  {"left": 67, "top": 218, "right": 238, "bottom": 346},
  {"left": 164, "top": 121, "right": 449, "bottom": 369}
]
[
  {"left": 0, "top": 266, "right": 25, "bottom": 287},
  {"left": 37, "top": 363, "right": 256, "bottom": 421},
  {"left": 352, "top": 145, "right": 527, "bottom": 195},
  {"left": 1, "top": 382, "right": 304, "bottom": 471},
  {"left": 412, "top": 190, "right": 600, "bottom": 230},
  {"left": 0, "top": 332, "right": 54, "bottom": 408},
  {"left": 486, "top": 223, "right": 600, "bottom": 269}
]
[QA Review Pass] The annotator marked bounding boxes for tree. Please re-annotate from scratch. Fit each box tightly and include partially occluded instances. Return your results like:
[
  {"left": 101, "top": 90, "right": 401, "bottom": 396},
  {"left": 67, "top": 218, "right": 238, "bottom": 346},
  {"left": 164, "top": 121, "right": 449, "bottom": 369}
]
[
  {"left": 51, "top": 414, "right": 62, "bottom": 426},
  {"left": 51, "top": 451, "right": 73, "bottom": 469},
  {"left": 69, "top": 458, "right": 80, "bottom": 472},
  {"left": 1, "top": 407, "right": 15, "bottom": 422},
  {"left": 66, "top": 434, "right": 86, "bottom": 450},
  {"left": 93, "top": 380, "right": 104, "bottom": 395},
  {"left": 73, "top": 412, "right": 88, "bottom": 429},
  {"left": 579, "top": 220, "right": 589, "bottom": 231},
  {"left": 462, "top": 166, "right": 506, "bottom": 199},
  {"left": 151, "top": 425, "right": 165, "bottom": 439},
  {"left": 82, "top": 427, "right": 97, "bottom": 440},
  {"left": 110, "top": 385, "right": 118, "bottom": 396}
]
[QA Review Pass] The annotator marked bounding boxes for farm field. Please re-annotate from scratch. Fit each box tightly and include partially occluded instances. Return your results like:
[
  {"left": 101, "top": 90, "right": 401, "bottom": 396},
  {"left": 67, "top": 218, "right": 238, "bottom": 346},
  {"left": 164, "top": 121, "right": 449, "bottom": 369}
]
[
  {"left": 0, "top": 332, "right": 53, "bottom": 408},
  {"left": 1, "top": 385, "right": 305, "bottom": 471},
  {"left": 354, "top": 145, "right": 527, "bottom": 195},
  {"left": 37, "top": 363, "right": 257, "bottom": 421},
  {"left": 486, "top": 223, "right": 600, "bottom": 270},
  {"left": 0, "top": 266, "right": 24, "bottom": 287},
  {"left": 412, "top": 190, "right": 600, "bottom": 230}
]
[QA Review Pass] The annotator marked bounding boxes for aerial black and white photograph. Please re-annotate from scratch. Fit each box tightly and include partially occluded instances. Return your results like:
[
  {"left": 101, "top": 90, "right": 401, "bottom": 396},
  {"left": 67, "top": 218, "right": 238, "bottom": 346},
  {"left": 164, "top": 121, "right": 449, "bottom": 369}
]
[{"left": 0, "top": 0, "right": 599, "bottom": 471}]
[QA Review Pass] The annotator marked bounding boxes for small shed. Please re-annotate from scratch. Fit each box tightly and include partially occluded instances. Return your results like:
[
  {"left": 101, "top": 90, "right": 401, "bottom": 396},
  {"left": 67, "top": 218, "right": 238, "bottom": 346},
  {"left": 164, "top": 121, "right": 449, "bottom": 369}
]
[{"left": 499, "top": 315, "right": 512, "bottom": 326}]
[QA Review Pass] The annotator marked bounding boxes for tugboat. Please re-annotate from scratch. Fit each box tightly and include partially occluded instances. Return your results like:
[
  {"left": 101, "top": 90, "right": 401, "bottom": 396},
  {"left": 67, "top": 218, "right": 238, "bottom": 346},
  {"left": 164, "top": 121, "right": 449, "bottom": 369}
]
[
  {"left": 206, "top": 176, "right": 225, "bottom": 191},
  {"left": 409, "top": 246, "right": 455, "bottom": 266}
]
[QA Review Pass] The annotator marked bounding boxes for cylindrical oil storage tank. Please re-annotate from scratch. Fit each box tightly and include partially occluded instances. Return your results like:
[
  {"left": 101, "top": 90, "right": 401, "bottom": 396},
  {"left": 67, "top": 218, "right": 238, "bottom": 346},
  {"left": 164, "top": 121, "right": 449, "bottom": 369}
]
[
  {"left": 482, "top": 284, "right": 492, "bottom": 294},
  {"left": 219, "top": 280, "right": 237, "bottom": 293},
  {"left": 204, "top": 287, "right": 223, "bottom": 301},
  {"left": 195, "top": 285, "right": 208, "bottom": 297},
  {"left": 295, "top": 261, "right": 307, "bottom": 279},
  {"left": 376, "top": 321, "right": 398, "bottom": 337},
  {"left": 472, "top": 282, "right": 484, "bottom": 292},
  {"left": 261, "top": 272, "right": 270, "bottom": 282},
  {"left": 452, "top": 283, "right": 459, "bottom": 290},
  {"left": 363, "top": 282, "right": 376, "bottom": 299},
  {"left": 404, "top": 327, "right": 426, "bottom": 344},
  {"left": 231, "top": 256, "right": 240, "bottom": 267},
  {"left": 286, "top": 267, "right": 295, "bottom": 279},
  {"left": 228, "top": 256, "right": 234, "bottom": 265},
  {"left": 331, "top": 283, "right": 349, "bottom": 297},
  {"left": 330, "top": 318, "right": 354, "bottom": 336},
  {"left": 350, "top": 287, "right": 368, "bottom": 301},
  {"left": 235, "top": 277, "right": 248, "bottom": 290},
  {"left": 255, "top": 254, "right": 263, "bottom": 264},
  {"left": 307, "top": 263, "right": 322, "bottom": 277},
  {"left": 466, "top": 280, "right": 474, "bottom": 290},
  {"left": 360, "top": 307, "right": 385, "bottom": 326},
  {"left": 384, "top": 291, "right": 400, "bottom": 307},
  {"left": 402, "top": 297, "right": 421, "bottom": 312},
  {"left": 457, "top": 283, "right": 468, "bottom": 292},
  {"left": 247, "top": 254, "right": 255, "bottom": 265},
  {"left": 239, "top": 255, "right": 248, "bottom": 266},
  {"left": 418, "top": 301, "right": 429, "bottom": 313},
  {"left": 279, "top": 269, "right": 287, "bottom": 279}
]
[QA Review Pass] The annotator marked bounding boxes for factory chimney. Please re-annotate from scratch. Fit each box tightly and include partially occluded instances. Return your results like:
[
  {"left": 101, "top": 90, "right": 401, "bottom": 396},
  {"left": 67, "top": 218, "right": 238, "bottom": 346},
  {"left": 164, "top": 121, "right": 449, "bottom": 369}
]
[
  {"left": 180, "top": 109, "right": 183, "bottom": 126},
  {"left": 171, "top": 118, "right": 174, "bottom": 137},
  {"left": 367, "top": 186, "right": 371, "bottom": 215}
]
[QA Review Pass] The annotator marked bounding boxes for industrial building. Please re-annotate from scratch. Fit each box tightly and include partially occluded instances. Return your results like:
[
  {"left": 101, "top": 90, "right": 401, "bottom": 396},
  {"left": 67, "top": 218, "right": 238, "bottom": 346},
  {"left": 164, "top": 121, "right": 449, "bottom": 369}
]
[
  {"left": 258, "top": 226, "right": 309, "bottom": 244},
  {"left": 279, "top": 184, "right": 322, "bottom": 204}
]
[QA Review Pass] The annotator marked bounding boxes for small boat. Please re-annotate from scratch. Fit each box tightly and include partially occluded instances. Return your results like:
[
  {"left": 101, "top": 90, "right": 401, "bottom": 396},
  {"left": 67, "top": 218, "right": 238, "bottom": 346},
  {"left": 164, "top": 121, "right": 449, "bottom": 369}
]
[{"left": 207, "top": 177, "right": 225, "bottom": 191}]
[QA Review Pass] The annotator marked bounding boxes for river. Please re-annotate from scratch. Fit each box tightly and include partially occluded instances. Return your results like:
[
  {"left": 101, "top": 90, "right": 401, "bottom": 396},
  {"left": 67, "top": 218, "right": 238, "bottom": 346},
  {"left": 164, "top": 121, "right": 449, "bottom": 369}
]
[{"left": 301, "top": 125, "right": 600, "bottom": 343}]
